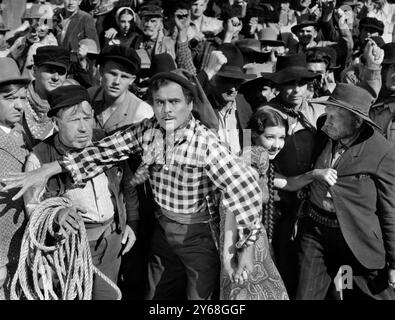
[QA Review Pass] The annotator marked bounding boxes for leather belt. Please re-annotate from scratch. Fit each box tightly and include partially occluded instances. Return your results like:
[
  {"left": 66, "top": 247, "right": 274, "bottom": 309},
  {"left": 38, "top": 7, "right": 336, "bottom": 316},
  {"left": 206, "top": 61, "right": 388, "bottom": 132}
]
[{"left": 308, "top": 204, "right": 340, "bottom": 228}]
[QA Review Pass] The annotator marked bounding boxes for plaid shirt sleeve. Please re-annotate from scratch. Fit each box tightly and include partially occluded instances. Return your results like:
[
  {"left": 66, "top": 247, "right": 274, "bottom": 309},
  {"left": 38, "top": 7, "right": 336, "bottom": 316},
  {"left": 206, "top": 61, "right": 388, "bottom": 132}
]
[
  {"left": 59, "top": 120, "right": 149, "bottom": 185},
  {"left": 176, "top": 41, "right": 197, "bottom": 76},
  {"left": 205, "top": 139, "right": 262, "bottom": 248}
]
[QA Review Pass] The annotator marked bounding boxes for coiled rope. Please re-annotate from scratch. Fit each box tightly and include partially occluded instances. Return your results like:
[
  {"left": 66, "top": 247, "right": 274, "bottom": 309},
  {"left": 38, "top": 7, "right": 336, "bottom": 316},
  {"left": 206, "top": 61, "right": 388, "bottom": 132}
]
[{"left": 10, "top": 197, "right": 122, "bottom": 300}]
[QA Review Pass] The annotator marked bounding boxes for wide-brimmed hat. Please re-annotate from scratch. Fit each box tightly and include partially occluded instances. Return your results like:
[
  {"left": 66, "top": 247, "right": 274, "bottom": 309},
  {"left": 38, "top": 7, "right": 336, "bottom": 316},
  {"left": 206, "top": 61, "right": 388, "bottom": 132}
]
[
  {"left": 322, "top": 83, "right": 381, "bottom": 130},
  {"left": 235, "top": 39, "right": 270, "bottom": 64},
  {"left": 306, "top": 46, "right": 341, "bottom": 70},
  {"left": 258, "top": 28, "right": 285, "bottom": 47},
  {"left": 265, "top": 54, "right": 321, "bottom": 85},
  {"left": 0, "top": 58, "right": 30, "bottom": 86},
  {"left": 382, "top": 42, "right": 395, "bottom": 65},
  {"left": 217, "top": 43, "right": 256, "bottom": 80},
  {"left": 33, "top": 46, "right": 71, "bottom": 71},
  {"left": 239, "top": 72, "right": 275, "bottom": 96},
  {"left": 97, "top": 45, "right": 141, "bottom": 74},
  {"left": 47, "top": 85, "right": 91, "bottom": 117},
  {"left": 22, "top": 4, "right": 49, "bottom": 20},
  {"left": 291, "top": 21, "right": 319, "bottom": 35}
]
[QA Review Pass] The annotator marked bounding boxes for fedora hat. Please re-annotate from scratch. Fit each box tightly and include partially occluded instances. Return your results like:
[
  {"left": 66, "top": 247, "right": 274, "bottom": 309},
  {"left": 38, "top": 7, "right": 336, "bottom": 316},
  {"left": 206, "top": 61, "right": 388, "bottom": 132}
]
[
  {"left": 239, "top": 72, "right": 275, "bottom": 96},
  {"left": 258, "top": 28, "right": 285, "bottom": 47},
  {"left": 382, "top": 42, "right": 395, "bottom": 65},
  {"left": 217, "top": 44, "right": 256, "bottom": 80},
  {"left": 0, "top": 58, "right": 30, "bottom": 86},
  {"left": 291, "top": 21, "right": 319, "bottom": 35},
  {"left": 235, "top": 39, "right": 270, "bottom": 64},
  {"left": 322, "top": 83, "right": 381, "bottom": 130},
  {"left": 265, "top": 54, "right": 320, "bottom": 85}
]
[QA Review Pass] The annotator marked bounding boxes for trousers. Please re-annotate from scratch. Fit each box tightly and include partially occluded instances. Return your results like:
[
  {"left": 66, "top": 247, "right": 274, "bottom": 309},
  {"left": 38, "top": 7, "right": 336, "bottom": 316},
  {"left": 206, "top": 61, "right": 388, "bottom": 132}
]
[{"left": 146, "top": 214, "right": 220, "bottom": 300}]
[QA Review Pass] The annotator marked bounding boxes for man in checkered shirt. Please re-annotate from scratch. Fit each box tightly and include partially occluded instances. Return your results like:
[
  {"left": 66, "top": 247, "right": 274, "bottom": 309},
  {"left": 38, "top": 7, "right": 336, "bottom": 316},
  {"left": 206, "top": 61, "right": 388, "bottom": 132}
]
[{"left": 3, "top": 69, "right": 262, "bottom": 300}]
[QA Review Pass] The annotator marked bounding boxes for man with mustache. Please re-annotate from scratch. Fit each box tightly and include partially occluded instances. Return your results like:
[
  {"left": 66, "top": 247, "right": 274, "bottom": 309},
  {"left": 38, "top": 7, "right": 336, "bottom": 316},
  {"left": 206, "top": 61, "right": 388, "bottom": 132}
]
[
  {"left": 3, "top": 69, "right": 263, "bottom": 300},
  {"left": 296, "top": 83, "right": 395, "bottom": 300},
  {"left": 23, "top": 84, "right": 137, "bottom": 300},
  {"left": 22, "top": 45, "right": 71, "bottom": 146}
]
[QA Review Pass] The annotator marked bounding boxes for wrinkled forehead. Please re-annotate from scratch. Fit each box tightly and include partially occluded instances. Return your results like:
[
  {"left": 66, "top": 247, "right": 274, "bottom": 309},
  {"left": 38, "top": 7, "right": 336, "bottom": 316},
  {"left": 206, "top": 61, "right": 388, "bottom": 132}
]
[{"left": 58, "top": 101, "right": 93, "bottom": 119}]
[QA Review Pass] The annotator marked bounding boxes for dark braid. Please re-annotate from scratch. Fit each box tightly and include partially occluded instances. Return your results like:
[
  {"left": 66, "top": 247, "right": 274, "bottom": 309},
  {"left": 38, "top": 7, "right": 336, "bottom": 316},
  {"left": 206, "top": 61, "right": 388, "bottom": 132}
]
[{"left": 264, "top": 161, "right": 275, "bottom": 243}]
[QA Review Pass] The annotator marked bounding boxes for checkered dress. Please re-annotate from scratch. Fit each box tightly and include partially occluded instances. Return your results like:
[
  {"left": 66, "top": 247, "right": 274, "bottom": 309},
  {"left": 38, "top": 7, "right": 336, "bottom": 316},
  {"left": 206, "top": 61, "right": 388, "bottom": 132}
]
[{"left": 60, "top": 117, "right": 263, "bottom": 247}]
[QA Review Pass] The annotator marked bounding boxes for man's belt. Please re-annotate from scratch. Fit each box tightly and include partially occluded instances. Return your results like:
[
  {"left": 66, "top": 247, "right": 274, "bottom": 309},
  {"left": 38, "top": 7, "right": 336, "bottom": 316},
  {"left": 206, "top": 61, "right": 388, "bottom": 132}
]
[
  {"left": 84, "top": 218, "right": 117, "bottom": 242},
  {"left": 308, "top": 204, "right": 340, "bottom": 228}
]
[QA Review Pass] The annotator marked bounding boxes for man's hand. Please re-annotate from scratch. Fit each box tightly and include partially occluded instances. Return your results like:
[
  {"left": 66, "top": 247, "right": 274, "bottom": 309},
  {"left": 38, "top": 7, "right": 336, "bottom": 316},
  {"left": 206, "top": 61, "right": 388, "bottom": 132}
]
[
  {"left": 54, "top": 206, "right": 85, "bottom": 238},
  {"left": 203, "top": 50, "right": 228, "bottom": 80},
  {"left": 1, "top": 162, "right": 63, "bottom": 200},
  {"left": 121, "top": 225, "right": 136, "bottom": 255},
  {"left": 129, "top": 164, "right": 150, "bottom": 186},
  {"left": 77, "top": 43, "right": 89, "bottom": 60},
  {"left": 233, "top": 245, "right": 254, "bottom": 285},
  {"left": 174, "top": 9, "right": 191, "bottom": 43},
  {"left": 249, "top": 17, "right": 261, "bottom": 35},
  {"left": 224, "top": 17, "right": 243, "bottom": 42},
  {"left": 105, "top": 27, "right": 118, "bottom": 40},
  {"left": 364, "top": 39, "right": 384, "bottom": 70},
  {"left": 312, "top": 168, "right": 338, "bottom": 187}
]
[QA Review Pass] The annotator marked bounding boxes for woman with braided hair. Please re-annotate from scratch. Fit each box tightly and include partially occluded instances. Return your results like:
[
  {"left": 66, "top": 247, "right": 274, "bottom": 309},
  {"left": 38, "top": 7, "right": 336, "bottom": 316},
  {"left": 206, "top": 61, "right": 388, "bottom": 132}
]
[{"left": 221, "top": 107, "right": 338, "bottom": 300}]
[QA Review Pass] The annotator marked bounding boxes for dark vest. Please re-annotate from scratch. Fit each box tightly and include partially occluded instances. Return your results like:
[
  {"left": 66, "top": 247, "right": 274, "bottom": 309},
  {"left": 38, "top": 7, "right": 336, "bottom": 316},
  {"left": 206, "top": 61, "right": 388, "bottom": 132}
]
[{"left": 32, "top": 131, "right": 127, "bottom": 232}]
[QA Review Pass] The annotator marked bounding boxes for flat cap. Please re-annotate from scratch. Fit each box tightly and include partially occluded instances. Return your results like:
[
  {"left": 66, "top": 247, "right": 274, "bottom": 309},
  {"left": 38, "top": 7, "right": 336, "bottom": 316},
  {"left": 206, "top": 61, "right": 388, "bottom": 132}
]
[{"left": 47, "top": 85, "right": 91, "bottom": 117}]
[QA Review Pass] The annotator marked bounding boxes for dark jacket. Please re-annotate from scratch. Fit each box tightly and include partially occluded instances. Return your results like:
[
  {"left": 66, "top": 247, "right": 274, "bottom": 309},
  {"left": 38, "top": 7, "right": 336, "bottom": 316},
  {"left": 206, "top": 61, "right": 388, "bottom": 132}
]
[
  {"left": 55, "top": 9, "right": 100, "bottom": 52},
  {"left": 313, "top": 117, "right": 395, "bottom": 270},
  {"left": 32, "top": 130, "right": 138, "bottom": 232}
]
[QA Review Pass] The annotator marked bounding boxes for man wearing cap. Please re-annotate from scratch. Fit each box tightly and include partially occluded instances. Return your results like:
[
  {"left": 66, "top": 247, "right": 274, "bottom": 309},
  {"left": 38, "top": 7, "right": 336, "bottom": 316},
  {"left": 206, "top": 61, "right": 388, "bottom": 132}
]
[
  {"left": 296, "top": 83, "right": 395, "bottom": 300},
  {"left": 23, "top": 85, "right": 137, "bottom": 300},
  {"left": 131, "top": 3, "right": 175, "bottom": 61},
  {"left": 3, "top": 69, "right": 263, "bottom": 300},
  {"left": 0, "top": 57, "right": 31, "bottom": 299},
  {"left": 53, "top": 0, "right": 100, "bottom": 52},
  {"left": 90, "top": 45, "right": 153, "bottom": 134},
  {"left": 23, "top": 45, "right": 71, "bottom": 145},
  {"left": 208, "top": 43, "right": 256, "bottom": 155}
]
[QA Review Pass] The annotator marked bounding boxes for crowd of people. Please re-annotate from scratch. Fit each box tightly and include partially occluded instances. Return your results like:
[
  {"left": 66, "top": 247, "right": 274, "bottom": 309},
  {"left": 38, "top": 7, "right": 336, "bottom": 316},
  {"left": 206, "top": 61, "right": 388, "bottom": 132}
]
[{"left": 0, "top": 0, "right": 395, "bottom": 301}]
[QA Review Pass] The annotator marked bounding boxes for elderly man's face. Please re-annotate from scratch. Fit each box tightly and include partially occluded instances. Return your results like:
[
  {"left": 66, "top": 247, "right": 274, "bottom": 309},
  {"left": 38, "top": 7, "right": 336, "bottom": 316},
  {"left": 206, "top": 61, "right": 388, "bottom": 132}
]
[
  {"left": 279, "top": 80, "right": 309, "bottom": 108},
  {"left": 64, "top": 0, "right": 82, "bottom": 14},
  {"left": 0, "top": 87, "right": 26, "bottom": 128},
  {"left": 151, "top": 81, "right": 193, "bottom": 133},
  {"left": 142, "top": 16, "right": 162, "bottom": 40},
  {"left": 101, "top": 61, "right": 136, "bottom": 99},
  {"left": 322, "top": 105, "right": 361, "bottom": 141},
  {"left": 56, "top": 101, "right": 94, "bottom": 149},
  {"left": 297, "top": 26, "right": 317, "bottom": 46},
  {"left": 383, "top": 64, "right": 395, "bottom": 92},
  {"left": 191, "top": 0, "right": 208, "bottom": 18}
]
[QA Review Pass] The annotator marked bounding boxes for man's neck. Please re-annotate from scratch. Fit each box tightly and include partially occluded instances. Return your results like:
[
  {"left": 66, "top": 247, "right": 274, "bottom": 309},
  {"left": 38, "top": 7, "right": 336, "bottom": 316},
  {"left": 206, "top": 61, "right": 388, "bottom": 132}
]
[
  {"left": 104, "top": 89, "right": 128, "bottom": 108},
  {"left": 34, "top": 83, "right": 48, "bottom": 101},
  {"left": 339, "top": 128, "right": 361, "bottom": 147}
]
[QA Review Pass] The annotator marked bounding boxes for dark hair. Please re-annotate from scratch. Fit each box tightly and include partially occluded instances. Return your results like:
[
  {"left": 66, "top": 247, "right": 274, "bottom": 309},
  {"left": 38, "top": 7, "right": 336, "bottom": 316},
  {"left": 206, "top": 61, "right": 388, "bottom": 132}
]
[
  {"left": 0, "top": 83, "right": 26, "bottom": 96},
  {"left": 147, "top": 78, "right": 194, "bottom": 105},
  {"left": 248, "top": 108, "right": 287, "bottom": 242},
  {"left": 247, "top": 107, "right": 288, "bottom": 137}
]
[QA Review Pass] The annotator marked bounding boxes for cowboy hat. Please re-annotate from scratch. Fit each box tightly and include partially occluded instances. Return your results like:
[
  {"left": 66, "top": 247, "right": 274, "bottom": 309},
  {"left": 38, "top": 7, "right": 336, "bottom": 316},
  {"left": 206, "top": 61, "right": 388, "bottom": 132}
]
[
  {"left": 265, "top": 54, "right": 321, "bottom": 85},
  {"left": 291, "top": 21, "right": 319, "bottom": 35},
  {"left": 217, "top": 44, "right": 256, "bottom": 80},
  {"left": 322, "top": 83, "right": 381, "bottom": 131},
  {"left": 258, "top": 28, "right": 285, "bottom": 47},
  {"left": 0, "top": 58, "right": 30, "bottom": 86}
]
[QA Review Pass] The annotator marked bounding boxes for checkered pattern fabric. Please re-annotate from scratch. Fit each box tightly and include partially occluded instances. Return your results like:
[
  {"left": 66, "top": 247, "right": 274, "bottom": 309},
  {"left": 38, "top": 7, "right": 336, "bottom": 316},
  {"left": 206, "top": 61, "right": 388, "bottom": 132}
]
[{"left": 60, "top": 117, "right": 262, "bottom": 247}]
